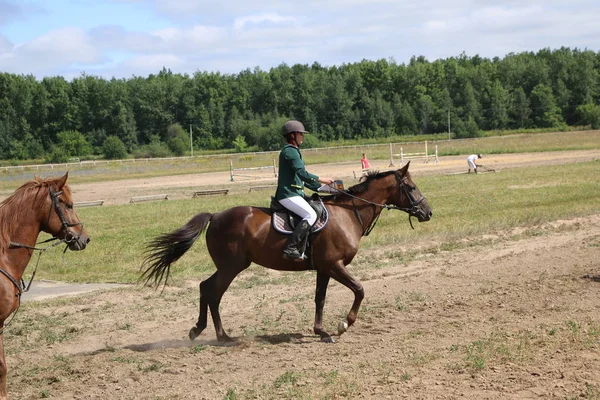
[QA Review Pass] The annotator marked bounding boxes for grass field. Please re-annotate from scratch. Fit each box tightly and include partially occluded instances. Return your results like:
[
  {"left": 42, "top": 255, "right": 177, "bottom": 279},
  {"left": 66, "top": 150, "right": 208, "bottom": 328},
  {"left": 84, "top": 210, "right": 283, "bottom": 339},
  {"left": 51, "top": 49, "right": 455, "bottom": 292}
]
[{"left": 33, "top": 158, "right": 600, "bottom": 284}]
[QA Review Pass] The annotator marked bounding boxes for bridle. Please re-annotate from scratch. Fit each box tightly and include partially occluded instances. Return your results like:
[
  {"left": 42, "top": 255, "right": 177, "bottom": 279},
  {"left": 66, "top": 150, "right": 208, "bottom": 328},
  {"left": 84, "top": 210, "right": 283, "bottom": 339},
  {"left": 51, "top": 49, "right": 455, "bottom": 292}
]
[
  {"left": 341, "top": 172, "right": 426, "bottom": 235},
  {"left": 2, "top": 186, "right": 84, "bottom": 298}
]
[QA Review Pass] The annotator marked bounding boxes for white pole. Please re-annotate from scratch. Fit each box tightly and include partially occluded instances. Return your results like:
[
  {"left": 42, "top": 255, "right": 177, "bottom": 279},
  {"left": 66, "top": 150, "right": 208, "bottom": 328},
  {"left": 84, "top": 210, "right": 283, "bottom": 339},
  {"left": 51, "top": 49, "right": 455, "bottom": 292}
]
[
  {"left": 447, "top": 110, "right": 451, "bottom": 140},
  {"left": 190, "top": 124, "right": 193, "bottom": 157}
]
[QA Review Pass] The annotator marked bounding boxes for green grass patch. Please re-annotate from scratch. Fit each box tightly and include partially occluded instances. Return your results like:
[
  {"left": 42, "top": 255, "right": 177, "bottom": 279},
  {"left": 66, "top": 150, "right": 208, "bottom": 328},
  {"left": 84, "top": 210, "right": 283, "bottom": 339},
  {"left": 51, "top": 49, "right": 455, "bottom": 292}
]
[{"left": 19, "top": 158, "right": 599, "bottom": 285}]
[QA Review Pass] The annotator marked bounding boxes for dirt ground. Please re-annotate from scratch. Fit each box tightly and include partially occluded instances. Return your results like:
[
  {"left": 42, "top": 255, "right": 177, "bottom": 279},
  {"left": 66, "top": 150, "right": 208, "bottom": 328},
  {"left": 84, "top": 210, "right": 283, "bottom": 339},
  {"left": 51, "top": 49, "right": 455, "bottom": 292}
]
[{"left": 4, "top": 149, "right": 600, "bottom": 399}]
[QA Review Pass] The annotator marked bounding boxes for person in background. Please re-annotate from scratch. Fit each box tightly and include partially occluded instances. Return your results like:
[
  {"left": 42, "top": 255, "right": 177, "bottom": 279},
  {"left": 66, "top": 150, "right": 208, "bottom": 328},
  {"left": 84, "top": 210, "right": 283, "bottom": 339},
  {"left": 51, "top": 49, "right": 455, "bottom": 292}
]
[
  {"left": 467, "top": 153, "right": 482, "bottom": 174},
  {"left": 275, "top": 120, "right": 335, "bottom": 261},
  {"left": 361, "top": 153, "right": 371, "bottom": 169}
]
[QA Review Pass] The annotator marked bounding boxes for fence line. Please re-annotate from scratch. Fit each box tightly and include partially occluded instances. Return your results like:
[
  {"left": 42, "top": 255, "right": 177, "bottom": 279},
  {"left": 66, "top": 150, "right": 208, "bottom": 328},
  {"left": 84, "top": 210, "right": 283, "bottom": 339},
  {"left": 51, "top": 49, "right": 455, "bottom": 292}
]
[{"left": 0, "top": 139, "right": 458, "bottom": 173}]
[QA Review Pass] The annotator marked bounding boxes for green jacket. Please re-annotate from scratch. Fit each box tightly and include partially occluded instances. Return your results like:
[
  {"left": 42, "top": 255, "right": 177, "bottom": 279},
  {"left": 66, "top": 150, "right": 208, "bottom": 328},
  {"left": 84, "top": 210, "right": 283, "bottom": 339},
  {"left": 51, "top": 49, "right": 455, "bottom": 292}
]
[{"left": 275, "top": 144, "right": 320, "bottom": 200}]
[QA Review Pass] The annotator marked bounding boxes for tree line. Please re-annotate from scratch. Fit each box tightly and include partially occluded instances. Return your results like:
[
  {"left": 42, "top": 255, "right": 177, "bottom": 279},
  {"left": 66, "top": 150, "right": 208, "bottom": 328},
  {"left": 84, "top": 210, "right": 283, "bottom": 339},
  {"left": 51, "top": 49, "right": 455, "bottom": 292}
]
[{"left": 1, "top": 46, "right": 599, "bottom": 162}]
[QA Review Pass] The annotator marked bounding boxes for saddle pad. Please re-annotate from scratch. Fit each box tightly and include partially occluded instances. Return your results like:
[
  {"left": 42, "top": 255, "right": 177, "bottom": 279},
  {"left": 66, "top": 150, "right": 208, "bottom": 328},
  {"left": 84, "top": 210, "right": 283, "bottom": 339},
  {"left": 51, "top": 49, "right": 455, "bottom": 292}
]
[{"left": 272, "top": 205, "right": 329, "bottom": 235}]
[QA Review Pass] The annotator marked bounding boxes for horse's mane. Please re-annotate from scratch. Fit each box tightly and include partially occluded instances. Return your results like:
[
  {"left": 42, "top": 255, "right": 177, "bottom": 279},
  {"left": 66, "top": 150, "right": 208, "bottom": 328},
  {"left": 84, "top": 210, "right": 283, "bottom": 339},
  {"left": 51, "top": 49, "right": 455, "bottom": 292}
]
[
  {"left": 0, "top": 176, "right": 70, "bottom": 256},
  {"left": 327, "top": 169, "right": 400, "bottom": 202}
]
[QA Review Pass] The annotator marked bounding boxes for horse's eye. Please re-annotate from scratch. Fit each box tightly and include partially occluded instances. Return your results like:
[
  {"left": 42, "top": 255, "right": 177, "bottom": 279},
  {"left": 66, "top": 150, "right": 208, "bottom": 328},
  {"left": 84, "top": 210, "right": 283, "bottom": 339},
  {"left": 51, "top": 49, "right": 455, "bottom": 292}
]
[{"left": 66, "top": 203, "right": 73, "bottom": 210}]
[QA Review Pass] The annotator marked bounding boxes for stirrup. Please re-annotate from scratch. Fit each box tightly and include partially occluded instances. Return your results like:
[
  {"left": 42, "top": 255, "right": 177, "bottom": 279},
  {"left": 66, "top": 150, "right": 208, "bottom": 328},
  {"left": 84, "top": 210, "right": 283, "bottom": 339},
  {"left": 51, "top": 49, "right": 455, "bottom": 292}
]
[{"left": 283, "top": 249, "right": 306, "bottom": 261}]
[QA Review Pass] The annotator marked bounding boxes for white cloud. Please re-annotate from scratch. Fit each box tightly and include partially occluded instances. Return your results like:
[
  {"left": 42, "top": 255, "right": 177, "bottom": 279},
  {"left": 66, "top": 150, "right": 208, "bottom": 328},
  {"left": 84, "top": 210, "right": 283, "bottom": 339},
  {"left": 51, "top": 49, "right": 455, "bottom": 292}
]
[
  {"left": 3, "top": 0, "right": 600, "bottom": 78},
  {"left": 19, "top": 27, "right": 102, "bottom": 64},
  {"left": 234, "top": 13, "right": 295, "bottom": 30},
  {"left": 0, "top": 35, "right": 12, "bottom": 52}
]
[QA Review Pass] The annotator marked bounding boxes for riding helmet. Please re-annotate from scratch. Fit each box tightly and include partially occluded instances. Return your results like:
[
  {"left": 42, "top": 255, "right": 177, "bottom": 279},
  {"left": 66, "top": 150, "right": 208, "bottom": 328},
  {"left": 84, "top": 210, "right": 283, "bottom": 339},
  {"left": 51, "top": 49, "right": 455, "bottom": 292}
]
[{"left": 282, "top": 120, "right": 308, "bottom": 136}]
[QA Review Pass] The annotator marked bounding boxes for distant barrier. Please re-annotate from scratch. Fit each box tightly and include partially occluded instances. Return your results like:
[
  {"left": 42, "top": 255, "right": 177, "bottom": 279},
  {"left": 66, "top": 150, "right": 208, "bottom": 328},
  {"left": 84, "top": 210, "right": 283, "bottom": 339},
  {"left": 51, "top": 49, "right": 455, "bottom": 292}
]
[
  {"left": 389, "top": 141, "right": 438, "bottom": 166},
  {"left": 130, "top": 194, "right": 169, "bottom": 204},
  {"left": 353, "top": 168, "right": 372, "bottom": 179},
  {"left": 75, "top": 200, "right": 105, "bottom": 208},
  {"left": 192, "top": 189, "right": 229, "bottom": 197},
  {"left": 248, "top": 184, "right": 276, "bottom": 192},
  {"left": 230, "top": 159, "right": 277, "bottom": 182}
]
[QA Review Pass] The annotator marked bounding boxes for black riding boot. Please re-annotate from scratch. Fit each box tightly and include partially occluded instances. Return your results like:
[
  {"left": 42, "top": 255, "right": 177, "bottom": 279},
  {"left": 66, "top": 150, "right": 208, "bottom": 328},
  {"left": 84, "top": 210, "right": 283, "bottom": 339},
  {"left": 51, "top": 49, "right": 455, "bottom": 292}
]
[{"left": 283, "top": 220, "right": 311, "bottom": 260}]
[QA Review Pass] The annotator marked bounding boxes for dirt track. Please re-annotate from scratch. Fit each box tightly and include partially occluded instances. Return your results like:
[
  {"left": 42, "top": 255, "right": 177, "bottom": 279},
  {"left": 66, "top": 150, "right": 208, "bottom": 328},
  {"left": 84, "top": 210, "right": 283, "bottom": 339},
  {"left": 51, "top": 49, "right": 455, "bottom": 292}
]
[
  {"left": 4, "top": 149, "right": 600, "bottom": 399},
  {"left": 69, "top": 149, "right": 600, "bottom": 206}
]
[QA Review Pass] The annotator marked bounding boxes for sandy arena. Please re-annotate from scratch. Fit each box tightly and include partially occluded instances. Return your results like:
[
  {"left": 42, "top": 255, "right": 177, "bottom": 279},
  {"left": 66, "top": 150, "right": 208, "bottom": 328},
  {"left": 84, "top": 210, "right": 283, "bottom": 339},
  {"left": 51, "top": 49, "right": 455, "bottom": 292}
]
[{"left": 4, "top": 149, "right": 600, "bottom": 399}]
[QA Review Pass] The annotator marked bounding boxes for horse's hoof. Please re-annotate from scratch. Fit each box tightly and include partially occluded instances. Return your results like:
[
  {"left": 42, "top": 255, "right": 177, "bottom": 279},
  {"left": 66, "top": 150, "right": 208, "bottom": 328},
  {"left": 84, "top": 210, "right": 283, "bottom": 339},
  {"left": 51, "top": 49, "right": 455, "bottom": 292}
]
[
  {"left": 189, "top": 327, "right": 200, "bottom": 341},
  {"left": 321, "top": 335, "right": 336, "bottom": 344},
  {"left": 337, "top": 320, "right": 348, "bottom": 335}
]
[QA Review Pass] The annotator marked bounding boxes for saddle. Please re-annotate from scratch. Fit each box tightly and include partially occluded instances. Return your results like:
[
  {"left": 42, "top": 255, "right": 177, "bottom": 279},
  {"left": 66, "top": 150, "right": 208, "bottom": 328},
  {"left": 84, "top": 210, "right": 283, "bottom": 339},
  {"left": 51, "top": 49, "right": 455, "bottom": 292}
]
[{"left": 270, "top": 194, "right": 329, "bottom": 235}]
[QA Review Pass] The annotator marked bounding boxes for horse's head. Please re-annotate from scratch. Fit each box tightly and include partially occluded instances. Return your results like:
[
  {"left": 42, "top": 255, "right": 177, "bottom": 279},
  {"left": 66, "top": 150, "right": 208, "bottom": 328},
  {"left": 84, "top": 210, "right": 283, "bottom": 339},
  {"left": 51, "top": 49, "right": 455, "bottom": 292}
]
[
  {"left": 41, "top": 173, "right": 91, "bottom": 251},
  {"left": 394, "top": 162, "right": 432, "bottom": 222}
]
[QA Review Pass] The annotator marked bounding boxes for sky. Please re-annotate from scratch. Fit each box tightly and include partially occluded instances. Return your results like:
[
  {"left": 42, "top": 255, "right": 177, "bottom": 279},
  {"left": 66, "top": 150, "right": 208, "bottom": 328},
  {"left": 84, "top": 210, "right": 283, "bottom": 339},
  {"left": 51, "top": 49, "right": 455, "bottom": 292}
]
[{"left": 1, "top": 0, "right": 600, "bottom": 80}]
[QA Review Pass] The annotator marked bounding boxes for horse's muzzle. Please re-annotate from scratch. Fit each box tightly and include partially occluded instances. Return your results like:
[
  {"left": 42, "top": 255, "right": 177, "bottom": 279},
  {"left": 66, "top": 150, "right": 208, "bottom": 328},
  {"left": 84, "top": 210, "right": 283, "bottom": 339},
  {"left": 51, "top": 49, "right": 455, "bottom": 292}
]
[
  {"left": 66, "top": 230, "right": 91, "bottom": 251},
  {"left": 414, "top": 201, "right": 432, "bottom": 222}
]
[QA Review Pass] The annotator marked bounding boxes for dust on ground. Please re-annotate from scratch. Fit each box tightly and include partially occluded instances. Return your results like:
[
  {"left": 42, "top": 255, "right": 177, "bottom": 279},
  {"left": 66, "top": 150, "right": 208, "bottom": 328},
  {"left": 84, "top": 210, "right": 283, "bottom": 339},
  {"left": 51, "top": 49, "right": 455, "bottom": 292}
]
[{"left": 4, "top": 149, "right": 600, "bottom": 399}]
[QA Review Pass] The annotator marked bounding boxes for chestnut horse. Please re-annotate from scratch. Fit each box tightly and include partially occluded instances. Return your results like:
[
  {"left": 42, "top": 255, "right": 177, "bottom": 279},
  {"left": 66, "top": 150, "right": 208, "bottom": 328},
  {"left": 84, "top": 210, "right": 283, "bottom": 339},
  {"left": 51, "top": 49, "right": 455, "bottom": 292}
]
[
  {"left": 0, "top": 173, "right": 90, "bottom": 400},
  {"left": 141, "top": 162, "right": 431, "bottom": 343}
]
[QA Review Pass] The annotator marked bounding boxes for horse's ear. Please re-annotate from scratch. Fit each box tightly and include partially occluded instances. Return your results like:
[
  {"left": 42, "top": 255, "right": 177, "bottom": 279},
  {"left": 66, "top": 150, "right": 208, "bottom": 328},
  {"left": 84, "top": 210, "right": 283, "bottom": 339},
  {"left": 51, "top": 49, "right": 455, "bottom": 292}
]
[
  {"left": 56, "top": 172, "right": 69, "bottom": 190},
  {"left": 398, "top": 161, "right": 410, "bottom": 176},
  {"left": 34, "top": 174, "right": 41, "bottom": 182}
]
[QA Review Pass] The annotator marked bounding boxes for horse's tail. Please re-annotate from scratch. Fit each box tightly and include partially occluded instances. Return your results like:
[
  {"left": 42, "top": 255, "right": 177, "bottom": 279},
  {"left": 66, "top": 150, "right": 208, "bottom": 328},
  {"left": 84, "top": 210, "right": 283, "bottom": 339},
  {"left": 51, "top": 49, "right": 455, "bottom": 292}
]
[{"left": 140, "top": 212, "right": 213, "bottom": 289}]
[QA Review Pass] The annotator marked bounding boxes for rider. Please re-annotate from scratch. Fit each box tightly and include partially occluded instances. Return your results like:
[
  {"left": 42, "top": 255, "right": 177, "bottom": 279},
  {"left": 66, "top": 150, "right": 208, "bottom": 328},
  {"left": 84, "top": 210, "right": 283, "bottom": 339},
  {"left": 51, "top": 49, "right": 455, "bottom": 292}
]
[
  {"left": 275, "top": 120, "right": 334, "bottom": 261},
  {"left": 466, "top": 153, "right": 482, "bottom": 174}
]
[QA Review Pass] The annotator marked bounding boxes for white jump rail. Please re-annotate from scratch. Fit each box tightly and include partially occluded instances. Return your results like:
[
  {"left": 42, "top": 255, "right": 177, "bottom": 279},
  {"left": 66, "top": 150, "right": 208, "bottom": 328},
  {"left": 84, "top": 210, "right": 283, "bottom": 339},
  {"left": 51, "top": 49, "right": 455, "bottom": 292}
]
[
  {"left": 130, "top": 194, "right": 169, "bottom": 204},
  {"left": 230, "top": 159, "right": 278, "bottom": 182},
  {"left": 74, "top": 200, "right": 105, "bottom": 208},
  {"left": 389, "top": 141, "right": 439, "bottom": 166},
  {"left": 192, "top": 189, "right": 229, "bottom": 197}
]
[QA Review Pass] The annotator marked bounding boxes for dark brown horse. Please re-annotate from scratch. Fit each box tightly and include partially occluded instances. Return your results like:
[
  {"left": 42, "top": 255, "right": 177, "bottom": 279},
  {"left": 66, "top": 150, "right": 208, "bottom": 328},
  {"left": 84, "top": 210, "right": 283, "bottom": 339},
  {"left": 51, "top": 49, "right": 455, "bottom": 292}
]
[
  {"left": 0, "top": 173, "right": 90, "bottom": 400},
  {"left": 141, "top": 162, "right": 431, "bottom": 343}
]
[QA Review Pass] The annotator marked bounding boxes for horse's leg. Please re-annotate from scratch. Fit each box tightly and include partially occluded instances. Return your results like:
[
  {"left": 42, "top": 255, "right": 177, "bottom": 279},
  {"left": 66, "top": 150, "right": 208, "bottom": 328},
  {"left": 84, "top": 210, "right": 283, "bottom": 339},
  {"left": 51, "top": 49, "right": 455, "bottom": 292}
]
[
  {"left": 313, "top": 272, "right": 333, "bottom": 343},
  {"left": 0, "top": 330, "right": 7, "bottom": 400},
  {"left": 189, "top": 274, "right": 216, "bottom": 341},
  {"left": 327, "top": 263, "right": 365, "bottom": 337},
  {"left": 207, "top": 267, "right": 243, "bottom": 342},
  {"left": 190, "top": 263, "right": 247, "bottom": 342}
]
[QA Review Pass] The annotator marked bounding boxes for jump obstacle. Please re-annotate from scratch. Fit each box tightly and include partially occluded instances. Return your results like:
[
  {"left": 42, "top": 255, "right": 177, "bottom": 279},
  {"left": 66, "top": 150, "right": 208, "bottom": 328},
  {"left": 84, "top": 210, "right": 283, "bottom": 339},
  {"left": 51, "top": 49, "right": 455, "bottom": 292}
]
[
  {"left": 248, "top": 184, "right": 276, "bottom": 192},
  {"left": 353, "top": 168, "right": 372, "bottom": 179},
  {"left": 230, "top": 159, "right": 277, "bottom": 182},
  {"left": 130, "top": 194, "right": 169, "bottom": 204},
  {"left": 192, "top": 189, "right": 229, "bottom": 197},
  {"left": 74, "top": 200, "right": 105, "bottom": 208},
  {"left": 389, "top": 141, "right": 438, "bottom": 167}
]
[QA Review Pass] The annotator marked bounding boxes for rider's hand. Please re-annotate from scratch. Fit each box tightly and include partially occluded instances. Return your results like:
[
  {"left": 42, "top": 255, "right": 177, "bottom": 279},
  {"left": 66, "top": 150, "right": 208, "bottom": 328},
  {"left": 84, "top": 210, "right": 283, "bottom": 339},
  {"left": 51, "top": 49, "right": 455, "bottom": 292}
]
[{"left": 319, "top": 177, "right": 335, "bottom": 185}]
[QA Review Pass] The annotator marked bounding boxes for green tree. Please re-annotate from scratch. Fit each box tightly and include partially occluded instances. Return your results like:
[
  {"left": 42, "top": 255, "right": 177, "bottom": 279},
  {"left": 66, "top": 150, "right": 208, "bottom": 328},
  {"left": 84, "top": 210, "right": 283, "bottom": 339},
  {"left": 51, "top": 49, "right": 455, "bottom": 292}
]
[
  {"left": 530, "top": 84, "right": 563, "bottom": 128},
  {"left": 102, "top": 136, "right": 128, "bottom": 159},
  {"left": 166, "top": 123, "right": 190, "bottom": 156},
  {"left": 510, "top": 88, "right": 531, "bottom": 129},
  {"left": 577, "top": 103, "right": 600, "bottom": 129},
  {"left": 53, "top": 130, "right": 91, "bottom": 158},
  {"left": 486, "top": 80, "right": 509, "bottom": 130},
  {"left": 232, "top": 135, "right": 248, "bottom": 153}
]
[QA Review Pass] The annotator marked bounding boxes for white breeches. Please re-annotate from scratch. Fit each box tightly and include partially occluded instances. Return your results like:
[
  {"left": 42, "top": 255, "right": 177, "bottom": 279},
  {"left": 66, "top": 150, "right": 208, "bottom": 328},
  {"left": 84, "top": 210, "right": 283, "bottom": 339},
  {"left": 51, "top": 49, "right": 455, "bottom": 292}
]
[{"left": 278, "top": 196, "right": 318, "bottom": 226}]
